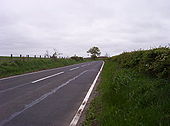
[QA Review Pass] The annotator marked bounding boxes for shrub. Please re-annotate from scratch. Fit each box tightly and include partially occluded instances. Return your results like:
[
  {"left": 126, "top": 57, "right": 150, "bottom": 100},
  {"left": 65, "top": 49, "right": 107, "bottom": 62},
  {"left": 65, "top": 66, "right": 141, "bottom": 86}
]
[
  {"left": 112, "top": 47, "right": 170, "bottom": 78},
  {"left": 70, "top": 56, "right": 84, "bottom": 61}
]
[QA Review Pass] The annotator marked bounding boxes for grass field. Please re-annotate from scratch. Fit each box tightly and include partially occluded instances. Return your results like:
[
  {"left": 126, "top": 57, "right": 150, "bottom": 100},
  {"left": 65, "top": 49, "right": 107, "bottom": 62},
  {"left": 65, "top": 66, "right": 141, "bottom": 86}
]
[
  {"left": 84, "top": 47, "right": 170, "bottom": 126},
  {"left": 0, "top": 58, "right": 88, "bottom": 78}
]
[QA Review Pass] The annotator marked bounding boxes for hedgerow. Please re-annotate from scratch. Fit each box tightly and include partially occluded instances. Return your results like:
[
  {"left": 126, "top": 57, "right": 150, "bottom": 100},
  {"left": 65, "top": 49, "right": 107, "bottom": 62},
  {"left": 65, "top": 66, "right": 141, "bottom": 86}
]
[{"left": 112, "top": 47, "right": 170, "bottom": 78}]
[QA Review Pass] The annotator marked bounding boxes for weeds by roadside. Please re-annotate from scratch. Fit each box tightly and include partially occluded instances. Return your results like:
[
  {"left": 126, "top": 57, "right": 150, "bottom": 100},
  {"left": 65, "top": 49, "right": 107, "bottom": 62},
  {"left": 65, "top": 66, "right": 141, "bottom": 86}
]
[{"left": 83, "top": 59, "right": 170, "bottom": 126}]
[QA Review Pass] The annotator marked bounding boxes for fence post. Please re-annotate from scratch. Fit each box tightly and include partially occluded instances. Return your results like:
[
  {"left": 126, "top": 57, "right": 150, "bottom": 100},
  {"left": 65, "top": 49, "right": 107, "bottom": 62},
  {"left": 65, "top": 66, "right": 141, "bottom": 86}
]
[
  {"left": 26, "top": 55, "right": 29, "bottom": 60},
  {"left": 40, "top": 55, "right": 41, "bottom": 58},
  {"left": 22, "top": 56, "right": 25, "bottom": 61},
  {"left": 34, "top": 55, "right": 36, "bottom": 58},
  {"left": 11, "top": 54, "right": 13, "bottom": 58}
]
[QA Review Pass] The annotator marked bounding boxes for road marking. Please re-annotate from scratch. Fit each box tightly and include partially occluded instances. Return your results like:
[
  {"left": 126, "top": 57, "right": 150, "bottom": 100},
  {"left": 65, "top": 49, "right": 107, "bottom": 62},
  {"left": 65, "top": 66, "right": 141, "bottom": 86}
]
[
  {"left": 81, "top": 65, "right": 86, "bottom": 67},
  {"left": 0, "top": 63, "right": 87, "bottom": 81},
  {"left": 0, "top": 83, "right": 30, "bottom": 94},
  {"left": 0, "top": 70, "right": 89, "bottom": 126},
  {"left": 69, "top": 67, "right": 79, "bottom": 71},
  {"left": 32, "top": 71, "right": 64, "bottom": 84},
  {"left": 69, "top": 61, "right": 105, "bottom": 126},
  {"left": 0, "top": 72, "right": 64, "bottom": 93},
  {"left": 0, "top": 68, "right": 63, "bottom": 81}
]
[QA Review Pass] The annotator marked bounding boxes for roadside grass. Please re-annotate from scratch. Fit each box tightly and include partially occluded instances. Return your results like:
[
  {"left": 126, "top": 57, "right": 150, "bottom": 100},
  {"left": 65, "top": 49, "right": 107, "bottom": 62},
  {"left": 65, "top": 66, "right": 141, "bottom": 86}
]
[
  {"left": 0, "top": 58, "right": 89, "bottom": 78},
  {"left": 83, "top": 60, "right": 170, "bottom": 126}
]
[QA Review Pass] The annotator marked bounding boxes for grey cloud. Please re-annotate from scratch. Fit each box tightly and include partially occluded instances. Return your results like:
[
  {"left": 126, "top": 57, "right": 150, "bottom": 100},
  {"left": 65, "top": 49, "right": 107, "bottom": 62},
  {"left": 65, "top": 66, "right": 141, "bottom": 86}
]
[{"left": 0, "top": 0, "right": 170, "bottom": 57}]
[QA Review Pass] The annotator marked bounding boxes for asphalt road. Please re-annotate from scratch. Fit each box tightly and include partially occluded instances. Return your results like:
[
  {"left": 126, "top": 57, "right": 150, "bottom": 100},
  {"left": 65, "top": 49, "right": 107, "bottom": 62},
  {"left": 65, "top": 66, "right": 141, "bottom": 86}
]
[{"left": 0, "top": 61, "right": 103, "bottom": 126}]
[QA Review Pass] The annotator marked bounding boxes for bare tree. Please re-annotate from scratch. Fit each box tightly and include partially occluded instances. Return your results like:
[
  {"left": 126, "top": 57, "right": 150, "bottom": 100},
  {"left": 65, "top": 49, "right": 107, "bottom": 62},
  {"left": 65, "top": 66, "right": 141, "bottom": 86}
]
[
  {"left": 52, "top": 49, "right": 63, "bottom": 58},
  {"left": 105, "top": 52, "right": 110, "bottom": 57},
  {"left": 44, "top": 50, "right": 50, "bottom": 58}
]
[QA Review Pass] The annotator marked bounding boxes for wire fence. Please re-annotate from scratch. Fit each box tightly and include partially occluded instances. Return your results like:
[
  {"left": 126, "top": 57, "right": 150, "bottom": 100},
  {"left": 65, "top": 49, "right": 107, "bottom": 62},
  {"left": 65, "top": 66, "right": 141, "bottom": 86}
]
[{"left": 0, "top": 54, "right": 66, "bottom": 64}]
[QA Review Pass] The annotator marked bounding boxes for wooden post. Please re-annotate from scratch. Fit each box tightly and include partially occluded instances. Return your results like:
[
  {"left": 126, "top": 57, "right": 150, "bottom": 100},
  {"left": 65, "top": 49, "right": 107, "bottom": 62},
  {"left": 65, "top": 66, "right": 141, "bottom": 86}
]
[
  {"left": 11, "top": 54, "right": 13, "bottom": 58},
  {"left": 19, "top": 54, "right": 21, "bottom": 60},
  {"left": 22, "top": 56, "right": 25, "bottom": 61},
  {"left": 26, "top": 55, "right": 29, "bottom": 60},
  {"left": 40, "top": 55, "right": 41, "bottom": 58}
]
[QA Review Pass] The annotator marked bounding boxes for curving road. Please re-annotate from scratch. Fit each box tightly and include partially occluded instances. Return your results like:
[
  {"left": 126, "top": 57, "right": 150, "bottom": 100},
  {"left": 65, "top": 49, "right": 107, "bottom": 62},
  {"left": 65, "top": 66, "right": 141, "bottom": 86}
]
[{"left": 0, "top": 61, "right": 103, "bottom": 126}]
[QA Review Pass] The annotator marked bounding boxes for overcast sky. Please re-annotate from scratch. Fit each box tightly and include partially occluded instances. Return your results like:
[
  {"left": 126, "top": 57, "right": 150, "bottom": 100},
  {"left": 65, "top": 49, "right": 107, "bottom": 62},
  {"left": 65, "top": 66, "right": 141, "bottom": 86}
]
[{"left": 0, "top": 0, "right": 170, "bottom": 57}]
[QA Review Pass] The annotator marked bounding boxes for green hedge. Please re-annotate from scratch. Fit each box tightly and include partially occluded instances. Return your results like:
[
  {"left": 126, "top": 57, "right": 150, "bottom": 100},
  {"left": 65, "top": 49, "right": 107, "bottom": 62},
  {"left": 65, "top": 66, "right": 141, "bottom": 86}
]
[{"left": 112, "top": 47, "right": 170, "bottom": 78}]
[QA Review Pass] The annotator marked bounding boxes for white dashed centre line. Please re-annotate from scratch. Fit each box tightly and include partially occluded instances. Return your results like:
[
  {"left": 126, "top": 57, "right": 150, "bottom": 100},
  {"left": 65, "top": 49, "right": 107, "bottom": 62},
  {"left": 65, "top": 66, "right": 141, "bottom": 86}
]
[
  {"left": 69, "top": 67, "right": 79, "bottom": 71},
  {"left": 0, "top": 70, "right": 89, "bottom": 126},
  {"left": 32, "top": 71, "right": 64, "bottom": 84},
  {"left": 81, "top": 65, "right": 86, "bottom": 67}
]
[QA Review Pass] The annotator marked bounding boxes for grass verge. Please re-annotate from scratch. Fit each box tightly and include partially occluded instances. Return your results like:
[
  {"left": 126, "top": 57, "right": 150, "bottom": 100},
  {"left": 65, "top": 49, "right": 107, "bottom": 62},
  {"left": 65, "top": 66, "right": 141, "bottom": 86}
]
[
  {"left": 0, "top": 58, "right": 89, "bottom": 78},
  {"left": 83, "top": 60, "right": 170, "bottom": 126}
]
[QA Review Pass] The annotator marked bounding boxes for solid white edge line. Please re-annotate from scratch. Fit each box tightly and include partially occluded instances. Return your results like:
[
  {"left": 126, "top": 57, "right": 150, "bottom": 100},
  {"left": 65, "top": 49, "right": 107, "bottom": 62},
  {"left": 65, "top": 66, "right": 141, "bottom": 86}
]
[
  {"left": 0, "top": 62, "right": 90, "bottom": 81},
  {"left": 0, "top": 67, "right": 64, "bottom": 81},
  {"left": 31, "top": 71, "right": 64, "bottom": 83},
  {"left": 0, "top": 70, "right": 89, "bottom": 126},
  {"left": 69, "top": 61, "right": 105, "bottom": 126}
]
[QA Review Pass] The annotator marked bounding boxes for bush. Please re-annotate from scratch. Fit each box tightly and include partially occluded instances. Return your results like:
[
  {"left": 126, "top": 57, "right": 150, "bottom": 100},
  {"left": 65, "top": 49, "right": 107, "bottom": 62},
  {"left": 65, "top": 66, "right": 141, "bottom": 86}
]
[
  {"left": 112, "top": 47, "right": 170, "bottom": 79},
  {"left": 70, "top": 56, "right": 84, "bottom": 61}
]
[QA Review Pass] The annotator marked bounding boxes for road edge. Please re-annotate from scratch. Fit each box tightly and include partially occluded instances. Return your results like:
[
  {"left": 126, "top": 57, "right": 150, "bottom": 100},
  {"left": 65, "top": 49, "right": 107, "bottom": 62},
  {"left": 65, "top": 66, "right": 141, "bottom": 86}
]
[
  {"left": 69, "top": 61, "right": 105, "bottom": 126},
  {"left": 0, "top": 61, "right": 92, "bottom": 81}
]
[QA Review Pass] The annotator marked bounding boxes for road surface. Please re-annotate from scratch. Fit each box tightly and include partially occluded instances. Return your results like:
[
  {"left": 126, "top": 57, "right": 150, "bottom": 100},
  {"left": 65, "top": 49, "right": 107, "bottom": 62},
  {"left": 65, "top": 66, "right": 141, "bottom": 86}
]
[{"left": 0, "top": 61, "right": 103, "bottom": 126}]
